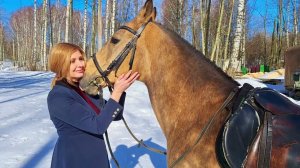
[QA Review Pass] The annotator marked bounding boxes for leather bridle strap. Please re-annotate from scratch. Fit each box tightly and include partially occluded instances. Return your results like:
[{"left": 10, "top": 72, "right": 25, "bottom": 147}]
[
  {"left": 90, "top": 21, "right": 150, "bottom": 93},
  {"left": 91, "top": 53, "right": 114, "bottom": 92}
]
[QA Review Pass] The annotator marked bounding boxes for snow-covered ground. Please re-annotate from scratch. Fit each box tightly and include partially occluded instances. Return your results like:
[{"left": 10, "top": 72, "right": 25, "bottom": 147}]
[{"left": 0, "top": 70, "right": 299, "bottom": 168}]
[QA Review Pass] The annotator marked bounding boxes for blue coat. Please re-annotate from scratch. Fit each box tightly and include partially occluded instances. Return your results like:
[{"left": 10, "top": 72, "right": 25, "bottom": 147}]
[{"left": 47, "top": 80, "right": 124, "bottom": 168}]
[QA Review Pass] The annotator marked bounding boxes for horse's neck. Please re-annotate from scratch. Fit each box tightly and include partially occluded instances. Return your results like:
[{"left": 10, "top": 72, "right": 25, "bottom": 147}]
[{"left": 142, "top": 24, "right": 238, "bottom": 140}]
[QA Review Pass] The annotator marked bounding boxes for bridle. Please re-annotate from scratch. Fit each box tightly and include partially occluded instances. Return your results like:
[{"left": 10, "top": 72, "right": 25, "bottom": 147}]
[{"left": 89, "top": 20, "right": 150, "bottom": 92}]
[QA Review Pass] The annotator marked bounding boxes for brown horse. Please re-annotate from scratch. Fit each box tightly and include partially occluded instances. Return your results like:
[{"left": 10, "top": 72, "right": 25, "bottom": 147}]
[{"left": 80, "top": 0, "right": 300, "bottom": 167}]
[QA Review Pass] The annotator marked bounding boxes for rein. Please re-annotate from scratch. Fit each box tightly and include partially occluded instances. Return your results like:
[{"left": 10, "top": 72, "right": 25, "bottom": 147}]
[{"left": 169, "top": 88, "right": 238, "bottom": 168}]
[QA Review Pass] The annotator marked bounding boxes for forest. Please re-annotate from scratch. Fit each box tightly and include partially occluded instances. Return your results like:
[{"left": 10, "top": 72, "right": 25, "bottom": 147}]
[{"left": 0, "top": 0, "right": 299, "bottom": 74}]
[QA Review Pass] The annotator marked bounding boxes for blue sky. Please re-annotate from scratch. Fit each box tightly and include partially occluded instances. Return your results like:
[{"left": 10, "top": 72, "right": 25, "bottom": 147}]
[
  {"left": 0, "top": 0, "right": 279, "bottom": 35},
  {"left": 0, "top": 0, "right": 163, "bottom": 24}
]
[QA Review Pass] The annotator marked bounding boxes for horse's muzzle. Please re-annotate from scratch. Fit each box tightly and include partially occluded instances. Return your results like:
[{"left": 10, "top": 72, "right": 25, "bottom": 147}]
[{"left": 79, "top": 75, "right": 104, "bottom": 96}]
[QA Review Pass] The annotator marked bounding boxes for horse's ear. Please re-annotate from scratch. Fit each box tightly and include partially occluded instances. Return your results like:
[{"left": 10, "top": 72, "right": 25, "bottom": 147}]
[{"left": 138, "top": 0, "right": 156, "bottom": 22}]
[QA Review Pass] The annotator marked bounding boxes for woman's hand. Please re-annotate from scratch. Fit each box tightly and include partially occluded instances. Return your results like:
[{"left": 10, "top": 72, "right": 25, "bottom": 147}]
[{"left": 111, "top": 70, "right": 140, "bottom": 102}]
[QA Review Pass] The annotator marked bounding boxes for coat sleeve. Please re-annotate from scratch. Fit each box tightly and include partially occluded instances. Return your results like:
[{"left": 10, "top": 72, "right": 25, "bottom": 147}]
[
  {"left": 114, "top": 92, "right": 126, "bottom": 121},
  {"left": 47, "top": 89, "right": 123, "bottom": 135}
]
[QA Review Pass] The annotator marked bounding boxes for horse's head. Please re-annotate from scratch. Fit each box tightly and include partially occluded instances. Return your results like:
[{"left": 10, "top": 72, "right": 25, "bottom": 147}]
[{"left": 80, "top": 0, "right": 156, "bottom": 95}]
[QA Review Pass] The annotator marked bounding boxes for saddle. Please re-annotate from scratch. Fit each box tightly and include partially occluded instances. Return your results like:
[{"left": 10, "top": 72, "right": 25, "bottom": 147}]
[{"left": 217, "top": 83, "right": 300, "bottom": 168}]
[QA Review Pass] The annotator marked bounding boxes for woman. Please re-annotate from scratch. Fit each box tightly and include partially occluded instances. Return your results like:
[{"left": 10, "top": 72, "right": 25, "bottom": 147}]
[{"left": 47, "top": 43, "right": 139, "bottom": 168}]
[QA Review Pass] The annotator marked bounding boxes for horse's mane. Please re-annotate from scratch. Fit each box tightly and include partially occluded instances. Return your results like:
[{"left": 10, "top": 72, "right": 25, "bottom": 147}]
[{"left": 154, "top": 22, "right": 240, "bottom": 86}]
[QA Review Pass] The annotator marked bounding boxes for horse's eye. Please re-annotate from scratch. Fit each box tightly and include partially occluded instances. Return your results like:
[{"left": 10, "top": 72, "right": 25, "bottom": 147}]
[{"left": 111, "top": 37, "right": 120, "bottom": 44}]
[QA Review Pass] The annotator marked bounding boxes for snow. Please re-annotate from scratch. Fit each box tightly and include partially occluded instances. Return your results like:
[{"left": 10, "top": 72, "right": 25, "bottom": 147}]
[{"left": 0, "top": 70, "right": 299, "bottom": 168}]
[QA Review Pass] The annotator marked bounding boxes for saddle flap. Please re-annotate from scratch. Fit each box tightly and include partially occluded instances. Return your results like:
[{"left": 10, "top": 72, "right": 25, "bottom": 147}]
[
  {"left": 254, "top": 88, "right": 300, "bottom": 115},
  {"left": 220, "top": 103, "right": 261, "bottom": 168}
]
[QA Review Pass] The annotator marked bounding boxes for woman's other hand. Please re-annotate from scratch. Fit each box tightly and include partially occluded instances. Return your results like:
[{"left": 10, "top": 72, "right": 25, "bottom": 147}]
[{"left": 111, "top": 70, "right": 139, "bottom": 102}]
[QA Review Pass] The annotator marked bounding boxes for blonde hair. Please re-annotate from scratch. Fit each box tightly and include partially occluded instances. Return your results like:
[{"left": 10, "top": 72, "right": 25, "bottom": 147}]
[{"left": 48, "top": 43, "right": 86, "bottom": 88}]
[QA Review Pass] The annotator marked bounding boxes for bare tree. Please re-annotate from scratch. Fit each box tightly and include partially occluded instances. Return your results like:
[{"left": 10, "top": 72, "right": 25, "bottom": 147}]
[
  {"left": 162, "top": 0, "right": 187, "bottom": 37},
  {"left": 293, "top": 0, "right": 298, "bottom": 46},
  {"left": 0, "top": 23, "right": 3, "bottom": 62},
  {"left": 105, "top": 0, "right": 111, "bottom": 42},
  {"left": 134, "top": 0, "right": 139, "bottom": 15},
  {"left": 83, "top": 0, "right": 88, "bottom": 52},
  {"left": 210, "top": 0, "right": 225, "bottom": 62},
  {"left": 97, "top": 0, "right": 103, "bottom": 49},
  {"left": 91, "top": 0, "right": 96, "bottom": 54},
  {"left": 223, "top": 0, "right": 235, "bottom": 71},
  {"left": 42, "top": 0, "right": 48, "bottom": 70},
  {"left": 230, "top": 0, "right": 246, "bottom": 73},
  {"left": 65, "top": 0, "right": 73, "bottom": 42},
  {"left": 111, "top": 0, "right": 116, "bottom": 34},
  {"left": 204, "top": 0, "right": 211, "bottom": 56},
  {"left": 286, "top": 0, "right": 290, "bottom": 48},
  {"left": 33, "top": 0, "right": 37, "bottom": 69}
]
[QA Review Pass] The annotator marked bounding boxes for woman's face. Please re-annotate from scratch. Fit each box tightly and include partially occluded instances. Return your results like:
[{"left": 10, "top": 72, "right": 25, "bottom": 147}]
[{"left": 67, "top": 50, "right": 86, "bottom": 83}]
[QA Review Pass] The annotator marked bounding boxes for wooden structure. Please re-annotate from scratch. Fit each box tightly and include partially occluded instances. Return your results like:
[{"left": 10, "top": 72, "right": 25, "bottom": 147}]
[{"left": 284, "top": 46, "right": 300, "bottom": 91}]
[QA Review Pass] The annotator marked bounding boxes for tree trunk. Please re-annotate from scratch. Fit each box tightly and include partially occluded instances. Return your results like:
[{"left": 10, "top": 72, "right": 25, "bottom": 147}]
[
  {"left": 33, "top": 0, "right": 37, "bottom": 69},
  {"left": 204, "top": 0, "right": 211, "bottom": 56},
  {"left": 0, "top": 24, "right": 3, "bottom": 62},
  {"left": 111, "top": 0, "right": 116, "bottom": 34},
  {"left": 191, "top": 0, "right": 197, "bottom": 48},
  {"left": 210, "top": 0, "right": 225, "bottom": 62},
  {"left": 263, "top": 0, "right": 268, "bottom": 65},
  {"left": 230, "top": 0, "right": 246, "bottom": 73},
  {"left": 97, "top": 0, "right": 103, "bottom": 50},
  {"left": 91, "top": 0, "right": 96, "bottom": 55},
  {"left": 293, "top": 0, "right": 298, "bottom": 46},
  {"left": 199, "top": 0, "right": 206, "bottom": 54},
  {"left": 286, "top": 0, "right": 290, "bottom": 48},
  {"left": 277, "top": 0, "right": 283, "bottom": 67},
  {"left": 105, "top": 0, "right": 111, "bottom": 42},
  {"left": 83, "top": 0, "right": 88, "bottom": 52},
  {"left": 65, "top": 0, "right": 73, "bottom": 42},
  {"left": 223, "top": 0, "right": 235, "bottom": 71},
  {"left": 43, "top": 0, "right": 48, "bottom": 71},
  {"left": 134, "top": 0, "right": 139, "bottom": 15}
]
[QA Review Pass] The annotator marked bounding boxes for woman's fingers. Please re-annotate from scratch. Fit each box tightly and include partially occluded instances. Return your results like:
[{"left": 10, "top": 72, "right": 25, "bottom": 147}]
[
  {"left": 129, "top": 73, "right": 140, "bottom": 84},
  {"left": 126, "top": 72, "right": 139, "bottom": 83},
  {"left": 123, "top": 70, "right": 132, "bottom": 79},
  {"left": 118, "top": 73, "right": 125, "bottom": 80}
]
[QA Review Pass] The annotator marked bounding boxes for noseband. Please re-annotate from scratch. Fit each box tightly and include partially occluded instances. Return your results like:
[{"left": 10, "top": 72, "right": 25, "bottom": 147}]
[{"left": 90, "top": 21, "right": 150, "bottom": 92}]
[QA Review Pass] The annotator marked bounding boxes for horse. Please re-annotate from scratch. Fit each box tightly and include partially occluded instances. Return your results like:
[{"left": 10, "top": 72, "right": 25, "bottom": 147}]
[{"left": 80, "top": 0, "right": 300, "bottom": 167}]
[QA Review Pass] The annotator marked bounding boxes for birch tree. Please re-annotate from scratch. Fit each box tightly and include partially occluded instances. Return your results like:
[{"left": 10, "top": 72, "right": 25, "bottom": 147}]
[
  {"left": 65, "top": 0, "right": 73, "bottom": 42},
  {"left": 199, "top": 0, "right": 206, "bottom": 54},
  {"left": 230, "top": 0, "right": 246, "bottom": 73},
  {"left": 111, "top": 0, "right": 116, "bottom": 34},
  {"left": 97, "top": 0, "right": 103, "bottom": 49},
  {"left": 105, "top": 0, "right": 111, "bottom": 42},
  {"left": 83, "top": 0, "right": 88, "bottom": 52},
  {"left": 33, "top": 0, "right": 37, "bottom": 69},
  {"left": 42, "top": 0, "right": 48, "bottom": 70},
  {"left": 91, "top": 0, "right": 96, "bottom": 54}
]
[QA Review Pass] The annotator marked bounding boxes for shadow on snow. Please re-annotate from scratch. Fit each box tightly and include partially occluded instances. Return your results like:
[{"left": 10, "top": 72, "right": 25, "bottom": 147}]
[{"left": 110, "top": 138, "right": 167, "bottom": 168}]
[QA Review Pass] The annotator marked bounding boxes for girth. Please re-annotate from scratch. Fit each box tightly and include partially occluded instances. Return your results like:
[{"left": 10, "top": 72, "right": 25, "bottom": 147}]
[{"left": 217, "top": 84, "right": 300, "bottom": 168}]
